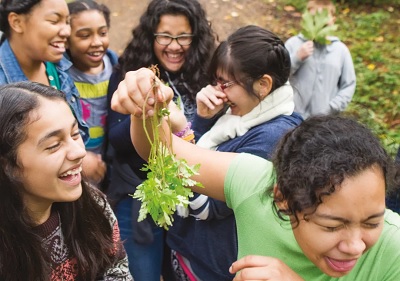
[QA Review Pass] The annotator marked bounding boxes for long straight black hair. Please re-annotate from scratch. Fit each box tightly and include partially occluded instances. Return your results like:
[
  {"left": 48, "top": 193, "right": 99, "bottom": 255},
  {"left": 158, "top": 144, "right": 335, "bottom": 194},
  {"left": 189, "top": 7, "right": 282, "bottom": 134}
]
[{"left": 0, "top": 82, "right": 119, "bottom": 280}]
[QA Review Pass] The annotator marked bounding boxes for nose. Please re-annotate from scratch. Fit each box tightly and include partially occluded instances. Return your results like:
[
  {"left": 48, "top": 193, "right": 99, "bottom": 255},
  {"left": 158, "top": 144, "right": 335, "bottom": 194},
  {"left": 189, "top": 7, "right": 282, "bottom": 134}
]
[
  {"left": 167, "top": 38, "right": 182, "bottom": 49},
  {"left": 67, "top": 137, "right": 87, "bottom": 161},
  {"left": 91, "top": 34, "right": 102, "bottom": 47},
  {"left": 60, "top": 23, "right": 71, "bottom": 38},
  {"left": 338, "top": 229, "right": 367, "bottom": 256}
]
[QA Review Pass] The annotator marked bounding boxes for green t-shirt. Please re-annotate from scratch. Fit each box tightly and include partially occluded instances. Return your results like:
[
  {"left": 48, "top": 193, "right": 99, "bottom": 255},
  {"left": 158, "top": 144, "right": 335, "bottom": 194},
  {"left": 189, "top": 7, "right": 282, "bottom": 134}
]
[{"left": 225, "top": 153, "right": 400, "bottom": 280}]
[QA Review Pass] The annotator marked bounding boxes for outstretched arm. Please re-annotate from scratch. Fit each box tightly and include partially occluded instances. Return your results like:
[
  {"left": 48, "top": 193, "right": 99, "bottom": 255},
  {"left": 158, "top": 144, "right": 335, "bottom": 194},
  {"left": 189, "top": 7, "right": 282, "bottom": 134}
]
[{"left": 111, "top": 68, "right": 237, "bottom": 202}]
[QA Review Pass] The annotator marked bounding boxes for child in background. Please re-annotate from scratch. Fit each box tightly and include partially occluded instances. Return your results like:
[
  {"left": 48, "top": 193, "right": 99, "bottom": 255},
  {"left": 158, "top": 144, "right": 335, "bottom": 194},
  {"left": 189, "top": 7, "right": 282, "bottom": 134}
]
[
  {"left": 67, "top": 0, "right": 118, "bottom": 187},
  {"left": 285, "top": 0, "right": 356, "bottom": 119},
  {"left": 0, "top": 82, "right": 132, "bottom": 280},
  {"left": 0, "top": 0, "right": 89, "bottom": 143}
]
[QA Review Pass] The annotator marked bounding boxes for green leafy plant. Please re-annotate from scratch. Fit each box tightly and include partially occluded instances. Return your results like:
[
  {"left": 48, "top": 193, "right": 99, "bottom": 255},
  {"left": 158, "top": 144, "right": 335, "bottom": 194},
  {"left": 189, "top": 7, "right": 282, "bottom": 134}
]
[
  {"left": 300, "top": 9, "right": 338, "bottom": 44},
  {"left": 131, "top": 65, "right": 203, "bottom": 230}
]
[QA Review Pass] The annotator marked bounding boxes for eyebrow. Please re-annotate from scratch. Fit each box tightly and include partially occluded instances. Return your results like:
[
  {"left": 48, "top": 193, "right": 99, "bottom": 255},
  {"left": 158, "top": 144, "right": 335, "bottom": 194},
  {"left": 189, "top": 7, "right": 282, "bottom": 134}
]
[
  {"left": 37, "top": 120, "right": 77, "bottom": 146},
  {"left": 314, "top": 210, "right": 386, "bottom": 223}
]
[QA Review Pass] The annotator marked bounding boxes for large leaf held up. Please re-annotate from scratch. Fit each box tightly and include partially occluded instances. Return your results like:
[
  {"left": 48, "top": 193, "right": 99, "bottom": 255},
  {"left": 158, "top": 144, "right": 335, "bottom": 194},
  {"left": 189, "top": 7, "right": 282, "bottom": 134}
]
[{"left": 300, "top": 9, "right": 338, "bottom": 45}]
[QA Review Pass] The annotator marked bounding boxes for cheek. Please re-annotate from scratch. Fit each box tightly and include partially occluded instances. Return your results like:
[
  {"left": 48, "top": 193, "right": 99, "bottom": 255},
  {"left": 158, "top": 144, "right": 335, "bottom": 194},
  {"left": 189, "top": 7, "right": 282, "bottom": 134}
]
[
  {"left": 153, "top": 44, "right": 162, "bottom": 59},
  {"left": 363, "top": 227, "right": 384, "bottom": 250},
  {"left": 294, "top": 225, "right": 336, "bottom": 256}
]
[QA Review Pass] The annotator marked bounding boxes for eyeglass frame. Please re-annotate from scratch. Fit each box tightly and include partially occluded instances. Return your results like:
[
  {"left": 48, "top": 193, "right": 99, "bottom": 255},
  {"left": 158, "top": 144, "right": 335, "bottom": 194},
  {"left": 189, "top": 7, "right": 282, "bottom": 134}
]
[
  {"left": 219, "top": 80, "right": 236, "bottom": 91},
  {"left": 153, "top": 33, "right": 194, "bottom": 46}
]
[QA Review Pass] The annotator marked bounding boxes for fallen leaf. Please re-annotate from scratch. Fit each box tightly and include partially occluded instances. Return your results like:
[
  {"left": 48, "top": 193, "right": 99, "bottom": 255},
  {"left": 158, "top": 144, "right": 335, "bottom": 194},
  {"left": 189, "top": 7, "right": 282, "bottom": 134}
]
[
  {"left": 342, "top": 8, "right": 350, "bottom": 15},
  {"left": 374, "top": 36, "right": 384, "bottom": 42},
  {"left": 284, "top": 5, "right": 295, "bottom": 12}
]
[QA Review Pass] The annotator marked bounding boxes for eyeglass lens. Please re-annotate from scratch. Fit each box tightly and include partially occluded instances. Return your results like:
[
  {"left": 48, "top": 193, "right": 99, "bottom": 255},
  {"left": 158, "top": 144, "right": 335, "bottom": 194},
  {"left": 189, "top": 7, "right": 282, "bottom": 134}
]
[{"left": 154, "top": 34, "right": 193, "bottom": 46}]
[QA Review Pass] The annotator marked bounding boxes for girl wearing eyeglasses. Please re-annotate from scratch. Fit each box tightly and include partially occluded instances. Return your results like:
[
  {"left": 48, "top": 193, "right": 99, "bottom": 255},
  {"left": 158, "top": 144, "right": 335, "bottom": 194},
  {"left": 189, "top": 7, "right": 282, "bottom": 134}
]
[
  {"left": 163, "top": 25, "right": 303, "bottom": 281},
  {"left": 106, "top": 1, "right": 216, "bottom": 280}
]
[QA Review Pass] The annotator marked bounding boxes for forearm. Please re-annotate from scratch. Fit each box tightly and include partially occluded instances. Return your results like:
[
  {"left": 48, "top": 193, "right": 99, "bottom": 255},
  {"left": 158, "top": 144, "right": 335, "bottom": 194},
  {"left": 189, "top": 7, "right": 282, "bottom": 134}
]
[{"left": 129, "top": 114, "right": 235, "bottom": 201}]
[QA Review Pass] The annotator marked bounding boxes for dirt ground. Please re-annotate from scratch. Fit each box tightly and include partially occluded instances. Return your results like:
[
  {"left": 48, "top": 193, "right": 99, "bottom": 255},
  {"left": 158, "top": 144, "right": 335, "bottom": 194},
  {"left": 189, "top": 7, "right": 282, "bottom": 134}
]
[{"left": 97, "top": 0, "right": 300, "bottom": 55}]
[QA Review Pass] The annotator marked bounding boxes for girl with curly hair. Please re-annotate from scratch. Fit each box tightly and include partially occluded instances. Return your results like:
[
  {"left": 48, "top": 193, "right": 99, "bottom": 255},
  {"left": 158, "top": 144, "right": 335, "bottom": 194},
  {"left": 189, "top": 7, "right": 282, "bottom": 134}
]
[
  {"left": 106, "top": 0, "right": 217, "bottom": 280},
  {"left": 111, "top": 67, "right": 400, "bottom": 280}
]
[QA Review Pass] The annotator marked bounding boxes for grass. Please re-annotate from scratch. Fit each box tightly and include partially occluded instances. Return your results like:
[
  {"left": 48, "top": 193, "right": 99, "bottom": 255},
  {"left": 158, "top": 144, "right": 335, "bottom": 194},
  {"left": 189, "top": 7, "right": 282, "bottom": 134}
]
[{"left": 276, "top": 0, "right": 400, "bottom": 156}]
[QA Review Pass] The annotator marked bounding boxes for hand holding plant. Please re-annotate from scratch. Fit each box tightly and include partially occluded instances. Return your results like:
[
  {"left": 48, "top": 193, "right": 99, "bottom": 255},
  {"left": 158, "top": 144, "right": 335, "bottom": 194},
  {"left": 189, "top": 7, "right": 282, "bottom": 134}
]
[{"left": 131, "top": 66, "right": 203, "bottom": 230}]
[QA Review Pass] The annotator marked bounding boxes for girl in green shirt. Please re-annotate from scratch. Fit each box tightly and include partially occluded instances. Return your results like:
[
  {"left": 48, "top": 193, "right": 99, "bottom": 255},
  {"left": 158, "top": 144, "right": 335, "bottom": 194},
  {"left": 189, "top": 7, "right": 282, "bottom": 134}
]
[{"left": 111, "top": 67, "right": 400, "bottom": 280}]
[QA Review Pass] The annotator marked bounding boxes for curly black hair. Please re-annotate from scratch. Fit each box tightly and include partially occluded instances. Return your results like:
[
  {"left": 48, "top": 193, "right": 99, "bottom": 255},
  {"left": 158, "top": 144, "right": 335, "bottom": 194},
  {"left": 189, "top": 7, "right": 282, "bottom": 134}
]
[
  {"left": 118, "top": 0, "right": 217, "bottom": 100},
  {"left": 272, "top": 115, "right": 394, "bottom": 226}
]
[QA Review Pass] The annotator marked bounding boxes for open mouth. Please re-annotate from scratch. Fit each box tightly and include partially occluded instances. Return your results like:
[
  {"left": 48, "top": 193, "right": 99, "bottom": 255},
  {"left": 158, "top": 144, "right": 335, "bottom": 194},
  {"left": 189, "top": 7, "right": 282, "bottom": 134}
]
[
  {"left": 88, "top": 51, "right": 104, "bottom": 57},
  {"left": 325, "top": 257, "right": 357, "bottom": 273},
  {"left": 59, "top": 166, "right": 82, "bottom": 181},
  {"left": 50, "top": 42, "right": 66, "bottom": 50}
]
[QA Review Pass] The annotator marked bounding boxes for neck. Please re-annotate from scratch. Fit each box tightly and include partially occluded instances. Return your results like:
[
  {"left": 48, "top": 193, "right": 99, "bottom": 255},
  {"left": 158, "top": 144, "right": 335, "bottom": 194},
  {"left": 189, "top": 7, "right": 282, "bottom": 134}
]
[
  {"left": 9, "top": 40, "right": 49, "bottom": 85},
  {"left": 27, "top": 203, "right": 53, "bottom": 226}
]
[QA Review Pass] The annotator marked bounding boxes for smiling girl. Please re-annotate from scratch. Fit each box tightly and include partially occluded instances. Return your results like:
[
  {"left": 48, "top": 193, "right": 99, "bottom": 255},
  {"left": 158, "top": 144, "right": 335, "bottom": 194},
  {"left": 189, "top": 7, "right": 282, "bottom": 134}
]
[
  {"left": 106, "top": 1, "right": 216, "bottom": 279},
  {"left": 0, "top": 82, "right": 132, "bottom": 280},
  {"left": 66, "top": 0, "right": 118, "bottom": 187},
  {"left": 0, "top": 0, "right": 89, "bottom": 144}
]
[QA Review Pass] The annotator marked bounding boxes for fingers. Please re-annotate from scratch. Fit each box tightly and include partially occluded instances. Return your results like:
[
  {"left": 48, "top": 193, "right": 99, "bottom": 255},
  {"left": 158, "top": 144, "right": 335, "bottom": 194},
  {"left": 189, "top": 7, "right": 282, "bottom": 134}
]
[
  {"left": 230, "top": 256, "right": 303, "bottom": 281},
  {"left": 110, "top": 68, "right": 174, "bottom": 117},
  {"left": 230, "top": 255, "right": 275, "bottom": 274},
  {"left": 196, "top": 85, "right": 226, "bottom": 118}
]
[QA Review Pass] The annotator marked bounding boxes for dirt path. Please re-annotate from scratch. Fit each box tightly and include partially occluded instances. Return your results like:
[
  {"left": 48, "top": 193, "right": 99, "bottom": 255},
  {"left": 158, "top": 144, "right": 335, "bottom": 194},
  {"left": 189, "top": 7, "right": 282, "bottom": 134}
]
[{"left": 98, "top": 0, "right": 299, "bottom": 55}]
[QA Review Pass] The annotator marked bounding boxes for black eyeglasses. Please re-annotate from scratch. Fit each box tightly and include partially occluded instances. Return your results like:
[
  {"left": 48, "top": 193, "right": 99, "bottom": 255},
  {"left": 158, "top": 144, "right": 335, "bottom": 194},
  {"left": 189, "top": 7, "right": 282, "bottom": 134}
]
[{"left": 154, "top": 33, "right": 194, "bottom": 46}]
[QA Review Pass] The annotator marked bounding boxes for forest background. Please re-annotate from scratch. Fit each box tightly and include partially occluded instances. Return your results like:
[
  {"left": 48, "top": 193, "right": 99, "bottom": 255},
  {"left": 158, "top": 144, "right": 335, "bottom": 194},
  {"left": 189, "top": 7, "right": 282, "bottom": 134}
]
[{"left": 99, "top": 0, "right": 400, "bottom": 156}]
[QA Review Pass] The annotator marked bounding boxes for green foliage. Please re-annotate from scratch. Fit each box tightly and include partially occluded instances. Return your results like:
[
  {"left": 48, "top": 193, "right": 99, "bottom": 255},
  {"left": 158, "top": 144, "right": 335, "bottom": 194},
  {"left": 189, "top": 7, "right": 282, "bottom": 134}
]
[
  {"left": 132, "top": 70, "right": 203, "bottom": 230},
  {"left": 337, "top": 8, "right": 400, "bottom": 156},
  {"left": 278, "top": 0, "right": 399, "bottom": 156},
  {"left": 133, "top": 143, "right": 202, "bottom": 229},
  {"left": 300, "top": 9, "right": 338, "bottom": 44}
]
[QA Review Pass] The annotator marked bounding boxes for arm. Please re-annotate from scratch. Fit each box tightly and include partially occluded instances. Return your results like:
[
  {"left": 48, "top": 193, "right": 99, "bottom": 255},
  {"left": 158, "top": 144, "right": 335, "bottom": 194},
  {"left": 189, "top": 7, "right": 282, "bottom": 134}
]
[
  {"left": 111, "top": 68, "right": 237, "bottom": 202},
  {"left": 285, "top": 37, "right": 313, "bottom": 75},
  {"left": 329, "top": 45, "right": 356, "bottom": 112}
]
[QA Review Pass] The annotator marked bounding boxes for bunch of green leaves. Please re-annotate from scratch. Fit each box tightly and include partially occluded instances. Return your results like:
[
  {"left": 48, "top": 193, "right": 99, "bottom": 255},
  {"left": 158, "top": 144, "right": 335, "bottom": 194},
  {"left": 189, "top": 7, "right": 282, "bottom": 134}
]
[
  {"left": 300, "top": 9, "right": 338, "bottom": 44},
  {"left": 131, "top": 67, "right": 203, "bottom": 229}
]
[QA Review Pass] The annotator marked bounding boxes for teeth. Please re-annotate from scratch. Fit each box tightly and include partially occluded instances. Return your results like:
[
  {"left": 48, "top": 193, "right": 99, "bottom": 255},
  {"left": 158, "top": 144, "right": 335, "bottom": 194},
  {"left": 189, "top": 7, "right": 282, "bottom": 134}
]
[
  {"left": 60, "top": 167, "right": 82, "bottom": 177},
  {"left": 167, "top": 53, "right": 180, "bottom": 59},
  {"left": 51, "top": 42, "right": 65, "bottom": 48},
  {"left": 89, "top": 51, "right": 102, "bottom": 56}
]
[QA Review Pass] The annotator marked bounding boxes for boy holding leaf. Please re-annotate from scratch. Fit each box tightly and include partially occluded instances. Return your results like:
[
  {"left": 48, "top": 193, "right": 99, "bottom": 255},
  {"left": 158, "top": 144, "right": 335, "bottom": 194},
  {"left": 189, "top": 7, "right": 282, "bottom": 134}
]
[{"left": 285, "top": 0, "right": 356, "bottom": 119}]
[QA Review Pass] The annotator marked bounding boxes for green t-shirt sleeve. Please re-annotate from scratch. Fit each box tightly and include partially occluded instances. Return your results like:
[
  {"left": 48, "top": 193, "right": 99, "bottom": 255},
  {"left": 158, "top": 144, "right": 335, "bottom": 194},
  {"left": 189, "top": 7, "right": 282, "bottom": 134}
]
[{"left": 225, "top": 153, "right": 275, "bottom": 210}]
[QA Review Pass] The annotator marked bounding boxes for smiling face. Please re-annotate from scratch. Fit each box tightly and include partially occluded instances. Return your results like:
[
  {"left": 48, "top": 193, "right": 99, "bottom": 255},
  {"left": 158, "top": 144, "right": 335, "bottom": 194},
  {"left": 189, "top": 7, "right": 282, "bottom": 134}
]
[
  {"left": 17, "top": 0, "right": 70, "bottom": 63},
  {"left": 153, "top": 14, "right": 192, "bottom": 73},
  {"left": 216, "top": 70, "right": 261, "bottom": 116},
  {"left": 68, "top": 9, "right": 109, "bottom": 74},
  {"left": 291, "top": 166, "right": 386, "bottom": 277},
  {"left": 17, "top": 97, "right": 86, "bottom": 221}
]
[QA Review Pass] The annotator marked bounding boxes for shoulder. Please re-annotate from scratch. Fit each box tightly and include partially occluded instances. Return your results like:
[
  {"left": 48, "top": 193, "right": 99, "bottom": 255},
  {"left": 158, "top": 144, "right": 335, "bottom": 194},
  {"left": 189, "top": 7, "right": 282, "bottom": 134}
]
[
  {"left": 225, "top": 153, "right": 274, "bottom": 208},
  {"left": 285, "top": 35, "right": 305, "bottom": 46},
  {"left": 54, "top": 56, "right": 73, "bottom": 72},
  {"left": 106, "top": 49, "right": 119, "bottom": 65}
]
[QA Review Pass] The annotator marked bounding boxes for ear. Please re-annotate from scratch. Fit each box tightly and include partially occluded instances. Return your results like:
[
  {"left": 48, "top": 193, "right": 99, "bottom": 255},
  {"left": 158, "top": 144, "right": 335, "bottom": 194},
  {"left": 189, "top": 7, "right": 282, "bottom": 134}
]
[
  {"left": 254, "top": 74, "right": 273, "bottom": 98},
  {"left": 273, "top": 184, "right": 288, "bottom": 210},
  {"left": 8, "top": 12, "right": 25, "bottom": 34}
]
